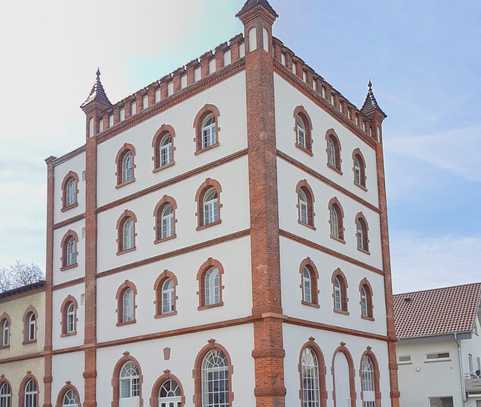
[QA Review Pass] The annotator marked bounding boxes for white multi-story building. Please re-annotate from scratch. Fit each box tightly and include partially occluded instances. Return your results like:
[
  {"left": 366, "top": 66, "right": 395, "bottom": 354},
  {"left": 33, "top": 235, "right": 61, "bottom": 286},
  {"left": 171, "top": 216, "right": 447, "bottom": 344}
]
[
  {"left": 395, "top": 283, "right": 481, "bottom": 407},
  {"left": 1, "top": 1, "right": 401, "bottom": 406}
]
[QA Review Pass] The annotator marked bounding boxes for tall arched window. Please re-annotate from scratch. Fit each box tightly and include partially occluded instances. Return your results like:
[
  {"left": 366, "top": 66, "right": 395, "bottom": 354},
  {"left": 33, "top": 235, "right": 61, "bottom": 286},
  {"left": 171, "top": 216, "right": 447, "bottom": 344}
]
[
  {"left": 202, "top": 350, "right": 229, "bottom": 406},
  {"left": 294, "top": 107, "right": 313, "bottom": 154},
  {"left": 196, "top": 179, "right": 222, "bottom": 229},
  {"left": 301, "top": 347, "right": 320, "bottom": 407},
  {"left": 0, "top": 316, "right": 10, "bottom": 348},
  {"left": 61, "top": 231, "right": 78, "bottom": 270},
  {"left": 360, "top": 353, "right": 380, "bottom": 407},
  {"left": 300, "top": 259, "right": 319, "bottom": 307},
  {"left": 297, "top": 181, "right": 315, "bottom": 228},
  {"left": 197, "top": 259, "right": 224, "bottom": 310},
  {"left": 332, "top": 346, "right": 355, "bottom": 407},
  {"left": 154, "top": 197, "right": 177, "bottom": 243},
  {"left": 61, "top": 296, "right": 78, "bottom": 336},
  {"left": 116, "top": 282, "right": 137, "bottom": 326},
  {"left": 62, "top": 172, "right": 79, "bottom": 211},
  {"left": 328, "top": 199, "right": 344, "bottom": 241},
  {"left": 117, "top": 211, "right": 137, "bottom": 254},
  {"left": 153, "top": 125, "right": 175, "bottom": 170},
  {"left": 353, "top": 149, "right": 367, "bottom": 188},
  {"left": 120, "top": 361, "right": 140, "bottom": 399},
  {"left": 360, "top": 279, "right": 374, "bottom": 320},
  {"left": 154, "top": 271, "right": 178, "bottom": 318},
  {"left": 23, "top": 308, "right": 37, "bottom": 343},
  {"left": 194, "top": 105, "right": 220, "bottom": 153},
  {"left": 0, "top": 381, "right": 11, "bottom": 407},
  {"left": 326, "top": 130, "right": 342, "bottom": 172},
  {"left": 22, "top": 378, "right": 38, "bottom": 407},
  {"left": 356, "top": 214, "right": 369, "bottom": 253},
  {"left": 332, "top": 270, "right": 348, "bottom": 314},
  {"left": 116, "top": 144, "right": 136, "bottom": 186}
]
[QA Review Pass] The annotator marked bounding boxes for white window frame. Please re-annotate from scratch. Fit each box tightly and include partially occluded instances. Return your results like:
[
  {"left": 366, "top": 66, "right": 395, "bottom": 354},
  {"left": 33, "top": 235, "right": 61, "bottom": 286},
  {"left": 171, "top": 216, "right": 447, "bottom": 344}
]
[
  {"left": 302, "top": 267, "right": 313, "bottom": 304},
  {"left": 158, "top": 379, "right": 182, "bottom": 407},
  {"left": 121, "top": 151, "right": 134, "bottom": 183},
  {"left": 204, "top": 268, "right": 221, "bottom": 306},
  {"left": 1, "top": 320, "right": 9, "bottom": 347},
  {"left": 361, "top": 356, "right": 375, "bottom": 407},
  {"left": 122, "top": 218, "right": 135, "bottom": 251},
  {"left": 0, "top": 382, "right": 11, "bottom": 407},
  {"left": 301, "top": 347, "right": 320, "bottom": 407},
  {"left": 160, "top": 205, "right": 174, "bottom": 240},
  {"left": 161, "top": 279, "right": 175, "bottom": 314},
  {"left": 201, "top": 115, "right": 217, "bottom": 150},
  {"left": 24, "top": 379, "right": 37, "bottom": 407},
  {"left": 119, "top": 362, "right": 140, "bottom": 399},
  {"left": 203, "top": 188, "right": 218, "bottom": 226},
  {"left": 159, "top": 135, "right": 173, "bottom": 167},
  {"left": 66, "top": 303, "right": 76, "bottom": 334},
  {"left": 122, "top": 288, "right": 135, "bottom": 324},
  {"left": 201, "top": 350, "right": 229, "bottom": 407}
]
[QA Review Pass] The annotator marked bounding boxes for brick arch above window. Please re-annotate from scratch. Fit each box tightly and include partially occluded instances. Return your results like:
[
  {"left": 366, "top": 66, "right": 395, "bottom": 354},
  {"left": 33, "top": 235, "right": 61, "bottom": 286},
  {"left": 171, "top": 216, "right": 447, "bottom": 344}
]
[
  {"left": 150, "top": 370, "right": 185, "bottom": 407},
  {"left": 111, "top": 352, "right": 144, "bottom": 407},
  {"left": 193, "top": 104, "right": 221, "bottom": 154},
  {"left": 293, "top": 105, "right": 313, "bottom": 155},
  {"left": 18, "top": 373, "right": 39, "bottom": 407},
  {"left": 196, "top": 258, "right": 225, "bottom": 310},
  {"left": 296, "top": 180, "right": 315, "bottom": 229},
  {"left": 152, "top": 124, "right": 176, "bottom": 171},
  {"left": 331, "top": 268, "right": 349, "bottom": 314},
  {"left": 328, "top": 197, "right": 345, "bottom": 242},
  {"left": 331, "top": 343, "right": 356, "bottom": 407},
  {"left": 360, "top": 347, "right": 382, "bottom": 407},
  {"left": 22, "top": 306, "right": 38, "bottom": 344},
  {"left": 61, "top": 171, "right": 79, "bottom": 212},
  {"left": 153, "top": 270, "right": 178, "bottom": 318},
  {"left": 325, "top": 129, "right": 342, "bottom": 173},
  {"left": 60, "top": 295, "right": 78, "bottom": 337},
  {"left": 115, "top": 143, "right": 136, "bottom": 187},
  {"left": 359, "top": 278, "right": 374, "bottom": 321},
  {"left": 355, "top": 212, "right": 370, "bottom": 254},
  {"left": 60, "top": 230, "right": 79, "bottom": 271},
  {"left": 352, "top": 148, "right": 367, "bottom": 189},
  {"left": 193, "top": 339, "right": 234, "bottom": 407},
  {"left": 298, "top": 338, "right": 328, "bottom": 407},
  {"left": 195, "top": 178, "right": 223, "bottom": 230},
  {"left": 115, "top": 281, "right": 138, "bottom": 326},
  {"left": 116, "top": 210, "right": 137, "bottom": 255},
  {"left": 55, "top": 383, "right": 81, "bottom": 407},
  {"left": 299, "top": 258, "right": 319, "bottom": 307},
  {"left": 153, "top": 195, "right": 178, "bottom": 244}
]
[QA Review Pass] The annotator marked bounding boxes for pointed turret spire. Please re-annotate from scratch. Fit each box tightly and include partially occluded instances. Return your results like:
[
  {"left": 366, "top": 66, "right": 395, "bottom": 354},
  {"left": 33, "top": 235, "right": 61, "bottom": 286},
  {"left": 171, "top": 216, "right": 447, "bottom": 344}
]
[
  {"left": 80, "top": 68, "right": 112, "bottom": 113},
  {"left": 237, "top": 0, "right": 278, "bottom": 20},
  {"left": 361, "top": 80, "right": 386, "bottom": 119}
]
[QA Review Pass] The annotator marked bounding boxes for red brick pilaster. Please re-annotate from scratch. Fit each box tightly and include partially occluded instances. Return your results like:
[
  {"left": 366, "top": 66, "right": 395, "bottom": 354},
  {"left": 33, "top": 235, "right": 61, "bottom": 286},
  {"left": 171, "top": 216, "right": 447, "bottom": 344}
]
[{"left": 238, "top": 3, "right": 285, "bottom": 406}]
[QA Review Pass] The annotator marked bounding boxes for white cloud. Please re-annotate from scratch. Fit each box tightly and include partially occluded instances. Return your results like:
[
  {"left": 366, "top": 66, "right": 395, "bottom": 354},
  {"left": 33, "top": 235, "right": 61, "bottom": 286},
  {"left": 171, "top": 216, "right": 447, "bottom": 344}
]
[{"left": 391, "top": 232, "right": 481, "bottom": 293}]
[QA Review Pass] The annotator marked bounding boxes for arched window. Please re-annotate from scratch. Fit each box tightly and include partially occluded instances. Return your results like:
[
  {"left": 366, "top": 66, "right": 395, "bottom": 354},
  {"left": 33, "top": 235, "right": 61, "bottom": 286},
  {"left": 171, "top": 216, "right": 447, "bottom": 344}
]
[
  {"left": 62, "top": 172, "right": 79, "bottom": 211},
  {"left": 23, "top": 378, "right": 38, "bottom": 407},
  {"left": 360, "top": 279, "right": 374, "bottom": 320},
  {"left": 116, "top": 282, "right": 137, "bottom": 326},
  {"left": 196, "top": 179, "right": 222, "bottom": 229},
  {"left": 0, "top": 316, "right": 10, "bottom": 348},
  {"left": 300, "top": 259, "right": 319, "bottom": 307},
  {"left": 360, "top": 352, "right": 380, "bottom": 407},
  {"left": 154, "top": 197, "right": 177, "bottom": 243},
  {"left": 116, "top": 144, "right": 136, "bottom": 186},
  {"left": 326, "top": 130, "right": 342, "bottom": 172},
  {"left": 332, "top": 346, "right": 356, "bottom": 407},
  {"left": 194, "top": 105, "right": 220, "bottom": 153},
  {"left": 356, "top": 214, "right": 369, "bottom": 253},
  {"left": 154, "top": 271, "right": 178, "bottom": 318},
  {"left": 161, "top": 279, "right": 175, "bottom": 314},
  {"left": 120, "top": 362, "right": 140, "bottom": 399},
  {"left": 61, "top": 296, "right": 78, "bottom": 336},
  {"left": 153, "top": 125, "right": 175, "bottom": 170},
  {"left": 117, "top": 211, "right": 137, "bottom": 254},
  {"left": 328, "top": 199, "right": 344, "bottom": 241},
  {"left": 197, "top": 259, "right": 224, "bottom": 310},
  {"left": 297, "top": 181, "right": 315, "bottom": 228},
  {"left": 332, "top": 270, "right": 348, "bottom": 314},
  {"left": 294, "top": 107, "right": 313, "bottom": 154},
  {"left": 300, "top": 347, "right": 321, "bottom": 407},
  {"left": 0, "top": 381, "right": 11, "bottom": 407},
  {"left": 61, "top": 231, "right": 78, "bottom": 270},
  {"left": 23, "top": 308, "right": 37, "bottom": 343},
  {"left": 56, "top": 386, "right": 81, "bottom": 407},
  {"left": 158, "top": 379, "right": 182, "bottom": 407},
  {"left": 202, "top": 350, "right": 229, "bottom": 406},
  {"left": 353, "top": 149, "right": 367, "bottom": 188}
]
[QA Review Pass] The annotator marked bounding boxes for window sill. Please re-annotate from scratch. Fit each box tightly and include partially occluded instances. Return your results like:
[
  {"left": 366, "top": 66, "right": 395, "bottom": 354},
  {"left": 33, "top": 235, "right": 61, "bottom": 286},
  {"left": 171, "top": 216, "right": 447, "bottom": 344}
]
[
  {"left": 23, "top": 339, "right": 37, "bottom": 345},
  {"left": 61, "top": 202, "right": 78, "bottom": 213},
  {"left": 330, "top": 236, "right": 346, "bottom": 244},
  {"left": 357, "top": 248, "right": 371, "bottom": 255},
  {"left": 154, "top": 311, "right": 178, "bottom": 319},
  {"left": 298, "top": 220, "right": 316, "bottom": 230},
  {"left": 295, "top": 143, "right": 313, "bottom": 156},
  {"left": 424, "top": 358, "right": 452, "bottom": 364},
  {"left": 196, "top": 220, "right": 222, "bottom": 231},
  {"left": 361, "top": 315, "right": 375, "bottom": 322},
  {"left": 61, "top": 331, "right": 77, "bottom": 338},
  {"left": 302, "top": 301, "right": 320, "bottom": 309},
  {"left": 117, "top": 247, "right": 136, "bottom": 256},
  {"left": 198, "top": 302, "right": 224, "bottom": 311},
  {"left": 334, "top": 309, "right": 350, "bottom": 316},
  {"left": 195, "top": 143, "right": 220, "bottom": 156},
  {"left": 153, "top": 161, "right": 175, "bottom": 173},
  {"left": 354, "top": 182, "right": 368, "bottom": 192},
  {"left": 154, "top": 235, "right": 177, "bottom": 245},
  {"left": 61, "top": 264, "right": 78, "bottom": 272},
  {"left": 397, "top": 361, "right": 412, "bottom": 366},
  {"left": 116, "top": 320, "right": 137, "bottom": 327},
  {"left": 116, "top": 179, "right": 136, "bottom": 189},
  {"left": 327, "top": 164, "right": 343, "bottom": 175}
]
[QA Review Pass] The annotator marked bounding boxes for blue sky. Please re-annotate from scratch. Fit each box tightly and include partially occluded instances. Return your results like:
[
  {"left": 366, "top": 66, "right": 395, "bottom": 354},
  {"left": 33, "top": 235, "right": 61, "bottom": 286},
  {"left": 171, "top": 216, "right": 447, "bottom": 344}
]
[{"left": 0, "top": 0, "right": 480, "bottom": 293}]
